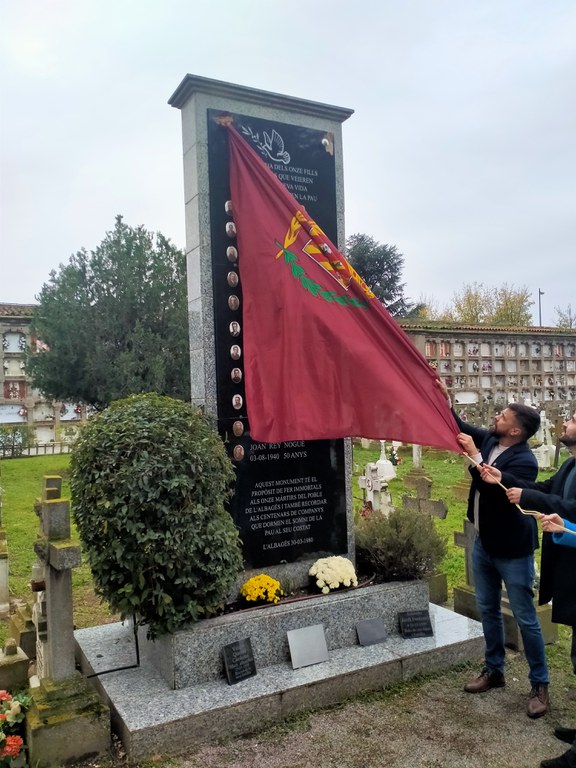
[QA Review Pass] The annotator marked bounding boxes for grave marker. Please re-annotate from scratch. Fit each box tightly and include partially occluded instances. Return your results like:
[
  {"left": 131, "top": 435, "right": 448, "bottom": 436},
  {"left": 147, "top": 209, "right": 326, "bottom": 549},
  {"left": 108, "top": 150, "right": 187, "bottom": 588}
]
[
  {"left": 222, "top": 638, "right": 257, "bottom": 685},
  {"left": 398, "top": 609, "right": 433, "bottom": 639},
  {"left": 287, "top": 624, "right": 329, "bottom": 669}
]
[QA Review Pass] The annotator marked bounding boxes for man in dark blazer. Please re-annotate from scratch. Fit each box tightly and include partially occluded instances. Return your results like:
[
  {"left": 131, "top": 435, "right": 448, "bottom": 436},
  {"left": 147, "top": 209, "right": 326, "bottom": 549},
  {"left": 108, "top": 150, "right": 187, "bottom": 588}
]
[
  {"left": 481, "top": 411, "right": 576, "bottom": 678},
  {"left": 437, "top": 381, "right": 549, "bottom": 717},
  {"left": 538, "top": 512, "right": 576, "bottom": 768}
]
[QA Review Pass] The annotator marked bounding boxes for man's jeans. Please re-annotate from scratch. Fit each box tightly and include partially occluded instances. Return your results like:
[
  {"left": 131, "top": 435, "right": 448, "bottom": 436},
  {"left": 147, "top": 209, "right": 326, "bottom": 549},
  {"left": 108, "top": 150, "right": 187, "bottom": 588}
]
[{"left": 472, "top": 537, "right": 549, "bottom": 685}]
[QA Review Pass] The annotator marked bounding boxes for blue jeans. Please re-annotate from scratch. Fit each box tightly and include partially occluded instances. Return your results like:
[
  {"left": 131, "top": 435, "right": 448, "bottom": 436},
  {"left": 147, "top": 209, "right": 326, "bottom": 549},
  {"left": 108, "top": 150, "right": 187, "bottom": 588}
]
[{"left": 472, "top": 537, "right": 549, "bottom": 685}]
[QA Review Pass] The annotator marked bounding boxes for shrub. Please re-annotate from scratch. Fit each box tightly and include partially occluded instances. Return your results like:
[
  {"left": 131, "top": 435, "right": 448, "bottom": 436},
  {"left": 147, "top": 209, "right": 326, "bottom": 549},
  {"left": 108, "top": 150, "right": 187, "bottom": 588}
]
[
  {"left": 70, "top": 393, "right": 243, "bottom": 638},
  {"left": 355, "top": 507, "right": 446, "bottom": 581}
]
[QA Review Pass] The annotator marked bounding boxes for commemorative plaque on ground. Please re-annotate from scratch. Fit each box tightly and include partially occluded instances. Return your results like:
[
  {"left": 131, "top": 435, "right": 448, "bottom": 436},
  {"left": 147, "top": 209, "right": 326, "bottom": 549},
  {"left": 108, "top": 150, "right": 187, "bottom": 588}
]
[
  {"left": 398, "top": 609, "right": 434, "bottom": 639},
  {"left": 287, "top": 624, "right": 329, "bottom": 670},
  {"left": 207, "top": 110, "right": 347, "bottom": 568},
  {"left": 356, "top": 617, "right": 387, "bottom": 646},
  {"left": 222, "top": 637, "right": 257, "bottom": 684}
]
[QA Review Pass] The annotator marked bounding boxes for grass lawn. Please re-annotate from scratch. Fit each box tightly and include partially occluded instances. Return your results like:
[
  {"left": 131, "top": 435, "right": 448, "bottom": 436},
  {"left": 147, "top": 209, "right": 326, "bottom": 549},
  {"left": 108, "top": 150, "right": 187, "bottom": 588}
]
[
  {"left": 0, "top": 447, "right": 570, "bottom": 768},
  {"left": 0, "top": 454, "right": 117, "bottom": 645},
  {"left": 0, "top": 446, "right": 566, "bottom": 658}
]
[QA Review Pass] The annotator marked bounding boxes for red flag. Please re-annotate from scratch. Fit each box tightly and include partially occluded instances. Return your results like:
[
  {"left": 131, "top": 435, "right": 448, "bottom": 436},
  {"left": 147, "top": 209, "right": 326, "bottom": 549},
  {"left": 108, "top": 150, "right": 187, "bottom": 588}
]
[{"left": 227, "top": 124, "right": 460, "bottom": 451}]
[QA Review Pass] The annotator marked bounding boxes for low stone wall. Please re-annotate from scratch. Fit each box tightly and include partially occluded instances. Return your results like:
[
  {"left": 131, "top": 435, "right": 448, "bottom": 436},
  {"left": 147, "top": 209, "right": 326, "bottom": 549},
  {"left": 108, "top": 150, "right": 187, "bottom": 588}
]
[{"left": 142, "top": 580, "right": 429, "bottom": 689}]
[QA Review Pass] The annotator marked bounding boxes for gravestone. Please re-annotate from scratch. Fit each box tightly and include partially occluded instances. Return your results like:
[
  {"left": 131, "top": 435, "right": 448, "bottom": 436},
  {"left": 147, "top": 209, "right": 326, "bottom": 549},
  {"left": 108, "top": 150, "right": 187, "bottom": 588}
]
[
  {"left": 222, "top": 638, "right": 256, "bottom": 685},
  {"left": 26, "top": 476, "right": 110, "bottom": 768},
  {"left": 0, "top": 529, "right": 9, "bottom": 619},
  {"left": 412, "top": 444, "right": 423, "bottom": 469},
  {"left": 358, "top": 441, "right": 394, "bottom": 514},
  {"left": 452, "top": 516, "right": 557, "bottom": 649},
  {"left": 398, "top": 609, "right": 433, "bottom": 639},
  {"left": 286, "top": 624, "right": 329, "bottom": 669},
  {"left": 356, "top": 617, "right": 387, "bottom": 646},
  {"left": 532, "top": 410, "right": 555, "bottom": 469},
  {"left": 453, "top": 464, "right": 472, "bottom": 502},
  {"left": 402, "top": 476, "right": 448, "bottom": 604},
  {"left": 169, "top": 75, "right": 354, "bottom": 585},
  {"left": 402, "top": 476, "right": 447, "bottom": 520},
  {"left": 0, "top": 483, "right": 8, "bottom": 619},
  {"left": 0, "top": 638, "right": 28, "bottom": 691},
  {"left": 403, "top": 443, "right": 427, "bottom": 488}
]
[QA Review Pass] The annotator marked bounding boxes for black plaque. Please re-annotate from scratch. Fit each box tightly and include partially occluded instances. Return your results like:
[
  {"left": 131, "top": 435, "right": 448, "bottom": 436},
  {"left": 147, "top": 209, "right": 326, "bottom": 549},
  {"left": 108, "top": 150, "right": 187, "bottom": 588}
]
[
  {"left": 356, "top": 617, "right": 387, "bottom": 647},
  {"left": 207, "top": 109, "right": 347, "bottom": 568},
  {"left": 222, "top": 637, "right": 257, "bottom": 685},
  {"left": 398, "top": 610, "right": 434, "bottom": 639}
]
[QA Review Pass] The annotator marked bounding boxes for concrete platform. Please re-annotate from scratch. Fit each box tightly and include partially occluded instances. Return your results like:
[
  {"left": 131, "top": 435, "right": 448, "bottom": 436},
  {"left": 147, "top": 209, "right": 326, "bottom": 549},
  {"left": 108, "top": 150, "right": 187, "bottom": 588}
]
[{"left": 75, "top": 604, "right": 484, "bottom": 761}]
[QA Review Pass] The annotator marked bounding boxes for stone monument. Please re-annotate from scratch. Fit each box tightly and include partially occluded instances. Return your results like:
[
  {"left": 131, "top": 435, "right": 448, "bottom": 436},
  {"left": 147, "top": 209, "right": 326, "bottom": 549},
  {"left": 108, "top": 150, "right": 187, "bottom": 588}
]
[{"left": 169, "top": 74, "right": 354, "bottom": 586}]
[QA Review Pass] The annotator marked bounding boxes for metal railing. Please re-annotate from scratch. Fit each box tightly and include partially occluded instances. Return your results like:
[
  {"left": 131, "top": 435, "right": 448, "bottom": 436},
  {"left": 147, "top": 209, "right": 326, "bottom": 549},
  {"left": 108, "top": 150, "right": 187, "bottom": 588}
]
[{"left": 0, "top": 442, "right": 73, "bottom": 459}]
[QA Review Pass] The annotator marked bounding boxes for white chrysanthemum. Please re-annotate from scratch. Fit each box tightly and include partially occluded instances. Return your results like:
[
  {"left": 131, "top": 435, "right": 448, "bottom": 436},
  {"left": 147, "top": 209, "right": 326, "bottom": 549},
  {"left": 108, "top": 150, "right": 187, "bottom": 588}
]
[{"left": 308, "top": 556, "right": 357, "bottom": 593}]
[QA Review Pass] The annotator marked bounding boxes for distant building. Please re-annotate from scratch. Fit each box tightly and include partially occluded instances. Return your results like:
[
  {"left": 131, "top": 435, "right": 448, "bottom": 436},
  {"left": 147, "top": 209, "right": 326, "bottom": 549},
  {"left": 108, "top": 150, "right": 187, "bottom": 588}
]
[
  {"left": 0, "top": 303, "right": 86, "bottom": 444},
  {"left": 3, "top": 304, "right": 575, "bottom": 443},
  {"left": 401, "top": 319, "right": 576, "bottom": 418}
]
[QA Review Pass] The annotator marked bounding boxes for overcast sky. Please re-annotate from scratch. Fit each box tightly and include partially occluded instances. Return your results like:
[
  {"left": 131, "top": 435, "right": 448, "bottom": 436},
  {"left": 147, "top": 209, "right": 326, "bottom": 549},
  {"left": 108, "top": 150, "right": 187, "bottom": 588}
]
[{"left": 1, "top": 0, "right": 574, "bottom": 326}]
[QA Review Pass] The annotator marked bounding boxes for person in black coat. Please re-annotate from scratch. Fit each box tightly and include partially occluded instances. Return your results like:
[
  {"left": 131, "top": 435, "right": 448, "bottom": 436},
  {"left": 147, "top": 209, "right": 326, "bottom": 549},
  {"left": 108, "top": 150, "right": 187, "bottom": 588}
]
[
  {"left": 480, "top": 411, "right": 576, "bottom": 677},
  {"left": 537, "top": 514, "right": 576, "bottom": 768},
  {"left": 436, "top": 381, "right": 549, "bottom": 717}
]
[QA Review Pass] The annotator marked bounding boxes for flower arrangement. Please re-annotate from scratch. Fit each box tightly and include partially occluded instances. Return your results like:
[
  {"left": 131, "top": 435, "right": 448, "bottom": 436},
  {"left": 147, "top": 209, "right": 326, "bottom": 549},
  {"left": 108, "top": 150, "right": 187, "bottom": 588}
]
[
  {"left": 309, "top": 556, "right": 358, "bottom": 594},
  {"left": 0, "top": 689, "right": 30, "bottom": 766},
  {"left": 240, "top": 574, "right": 283, "bottom": 605},
  {"left": 388, "top": 446, "right": 402, "bottom": 466}
]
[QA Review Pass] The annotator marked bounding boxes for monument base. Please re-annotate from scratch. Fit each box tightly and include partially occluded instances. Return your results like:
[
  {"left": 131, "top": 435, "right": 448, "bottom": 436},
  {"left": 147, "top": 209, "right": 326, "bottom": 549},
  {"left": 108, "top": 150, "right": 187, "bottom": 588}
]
[
  {"left": 142, "top": 581, "right": 429, "bottom": 689},
  {"left": 26, "top": 673, "right": 110, "bottom": 768},
  {"left": 453, "top": 585, "right": 557, "bottom": 649},
  {"left": 76, "top": 596, "right": 484, "bottom": 761}
]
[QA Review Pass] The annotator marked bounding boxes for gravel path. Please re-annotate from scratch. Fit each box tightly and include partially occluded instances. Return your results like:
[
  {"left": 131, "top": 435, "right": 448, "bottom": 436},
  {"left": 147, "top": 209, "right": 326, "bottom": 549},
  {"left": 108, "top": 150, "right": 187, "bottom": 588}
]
[
  {"left": 74, "top": 632, "right": 575, "bottom": 768},
  {"left": 171, "top": 651, "right": 574, "bottom": 768}
]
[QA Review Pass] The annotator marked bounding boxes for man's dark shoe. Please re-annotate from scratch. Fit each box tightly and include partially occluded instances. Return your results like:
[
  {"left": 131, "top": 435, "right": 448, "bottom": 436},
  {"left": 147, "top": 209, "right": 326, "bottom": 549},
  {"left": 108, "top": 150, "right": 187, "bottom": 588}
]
[
  {"left": 464, "top": 668, "right": 505, "bottom": 693},
  {"left": 540, "top": 748, "right": 576, "bottom": 768},
  {"left": 555, "top": 728, "right": 576, "bottom": 745},
  {"left": 527, "top": 683, "right": 550, "bottom": 718}
]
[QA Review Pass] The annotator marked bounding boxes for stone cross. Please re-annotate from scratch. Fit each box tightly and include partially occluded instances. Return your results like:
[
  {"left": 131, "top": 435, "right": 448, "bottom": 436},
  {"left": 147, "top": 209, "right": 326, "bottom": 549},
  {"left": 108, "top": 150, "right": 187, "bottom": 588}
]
[
  {"left": 32, "top": 476, "right": 81, "bottom": 681},
  {"left": 0, "top": 482, "right": 7, "bottom": 619},
  {"left": 454, "top": 518, "right": 476, "bottom": 588},
  {"left": 412, "top": 444, "right": 422, "bottom": 469},
  {"left": 402, "top": 476, "right": 448, "bottom": 519},
  {"left": 453, "top": 464, "right": 472, "bottom": 502}
]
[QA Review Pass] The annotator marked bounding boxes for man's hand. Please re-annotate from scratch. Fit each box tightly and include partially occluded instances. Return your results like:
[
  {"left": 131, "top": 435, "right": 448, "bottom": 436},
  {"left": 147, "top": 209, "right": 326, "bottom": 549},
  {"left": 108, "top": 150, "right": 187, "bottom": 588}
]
[
  {"left": 436, "top": 378, "right": 449, "bottom": 402},
  {"left": 457, "top": 432, "right": 478, "bottom": 457},
  {"left": 506, "top": 487, "right": 523, "bottom": 505},
  {"left": 540, "top": 513, "right": 565, "bottom": 533},
  {"left": 479, "top": 465, "right": 502, "bottom": 484}
]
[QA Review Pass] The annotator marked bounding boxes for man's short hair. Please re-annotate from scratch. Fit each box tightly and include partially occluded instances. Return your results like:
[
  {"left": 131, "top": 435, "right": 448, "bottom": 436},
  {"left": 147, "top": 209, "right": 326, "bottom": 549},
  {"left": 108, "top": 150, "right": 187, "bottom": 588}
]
[{"left": 507, "top": 403, "right": 541, "bottom": 440}]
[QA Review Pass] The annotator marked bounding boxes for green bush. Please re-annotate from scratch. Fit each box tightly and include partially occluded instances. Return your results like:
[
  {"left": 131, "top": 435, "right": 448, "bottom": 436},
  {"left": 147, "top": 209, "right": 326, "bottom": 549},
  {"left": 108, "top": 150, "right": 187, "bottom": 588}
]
[
  {"left": 355, "top": 507, "right": 446, "bottom": 581},
  {"left": 70, "top": 393, "right": 243, "bottom": 638}
]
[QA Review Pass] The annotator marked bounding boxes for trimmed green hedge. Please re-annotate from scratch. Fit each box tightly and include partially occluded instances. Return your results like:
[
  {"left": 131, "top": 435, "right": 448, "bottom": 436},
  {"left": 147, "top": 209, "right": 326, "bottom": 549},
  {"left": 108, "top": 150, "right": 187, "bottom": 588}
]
[{"left": 70, "top": 393, "right": 243, "bottom": 638}]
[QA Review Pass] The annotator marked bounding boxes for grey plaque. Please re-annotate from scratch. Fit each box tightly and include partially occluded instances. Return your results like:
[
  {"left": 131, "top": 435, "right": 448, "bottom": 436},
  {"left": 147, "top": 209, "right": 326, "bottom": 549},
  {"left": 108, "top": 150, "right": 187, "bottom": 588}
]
[
  {"left": 222, "top": 637, "right": 257, "bottom": 684},
  {"left": 287, "top": 624, "right": 329, "bottom": 669},
  {"left": 356, "top": 617, "right": 387, "bottom": 646}
]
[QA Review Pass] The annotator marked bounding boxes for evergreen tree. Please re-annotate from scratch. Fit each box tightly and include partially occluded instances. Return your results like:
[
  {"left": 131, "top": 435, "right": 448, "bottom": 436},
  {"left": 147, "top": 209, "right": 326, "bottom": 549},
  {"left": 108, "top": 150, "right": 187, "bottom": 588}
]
[{"left": 27, "top": 216, "right": 190, "bottom": 408}]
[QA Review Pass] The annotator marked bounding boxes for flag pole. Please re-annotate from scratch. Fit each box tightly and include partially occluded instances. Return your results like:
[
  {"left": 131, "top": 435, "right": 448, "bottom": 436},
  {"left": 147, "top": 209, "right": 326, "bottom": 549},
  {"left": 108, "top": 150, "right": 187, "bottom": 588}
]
[{"left": 461, "top": 453, "right": 576, "bottom": 536}]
